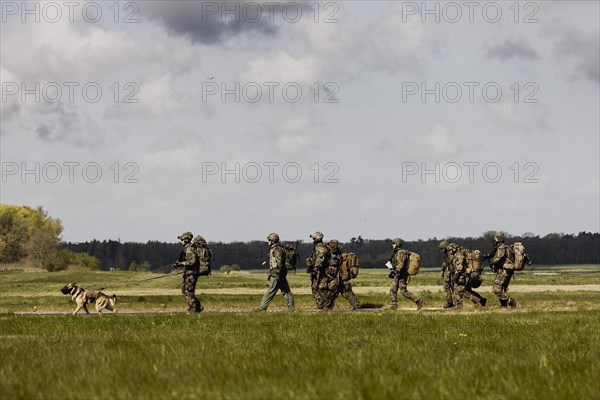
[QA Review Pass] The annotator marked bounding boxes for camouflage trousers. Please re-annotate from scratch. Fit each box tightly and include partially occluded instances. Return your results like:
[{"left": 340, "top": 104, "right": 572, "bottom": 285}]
[
  {"left": 338, "top": 280, "right": 360, "bottom": 309},
  {"left": 492, "top": 268, "right": 516, "bottom": 306},
  {"left": 442, "top": 268, "right": 454, "bottom": 305},
  {"left": 312, "top": 275, "right": 336, "bottom": 309},
  {"left": 181, "top": 270, "right": 202, "bottom": 312},
  {"left": 259, "top": 277, "right": 295, "bottom": 311},
  {"left": 454, "top": 272, "right": 485, "bottom": 307},
  {"left": 390, "top": 271, "right": 420, "bottom": 307}
]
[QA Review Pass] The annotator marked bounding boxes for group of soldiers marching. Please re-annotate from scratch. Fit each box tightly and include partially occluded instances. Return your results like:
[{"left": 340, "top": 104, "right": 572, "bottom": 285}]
[
  {"left": 172, "top": 230, "right": 531, "bottom": 313},
  {"left": 440, "top": 232, "right": 532, "bottom": 309}
]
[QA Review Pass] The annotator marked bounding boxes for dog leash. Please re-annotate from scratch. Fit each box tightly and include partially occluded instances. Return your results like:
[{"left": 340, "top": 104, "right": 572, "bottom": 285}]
[{"left": 92, "top": 270, "right": 185, "bottom": 291}]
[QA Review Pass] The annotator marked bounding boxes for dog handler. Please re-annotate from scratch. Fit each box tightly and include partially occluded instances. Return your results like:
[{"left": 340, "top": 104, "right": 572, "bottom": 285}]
[{"left": 172, "top": 231, "right": 203, "bottom": 313}]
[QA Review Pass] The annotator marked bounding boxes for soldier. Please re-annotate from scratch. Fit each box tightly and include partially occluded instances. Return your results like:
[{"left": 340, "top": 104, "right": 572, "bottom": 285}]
[
  {"left": 172, "top": 231, "right": 203, "bottom": 313},
  {"left": 449, "top": 243, "right": 486, "bottom": 308},
  {"left": 439, "top": 240, "right": 455, "bottom": 309},
  {"left": 329, "top": 239, "right": 361, "bottom": 310},
  {"left": 487, "top": 233, "right": 518, "bottom": 309},
  {"left": 254, "top": 233, "right": 295, "bottom": 312},
  {"left": 388, "top": 238, "right": 423, "bottom": 310},
  {"left": 306, "top": 231, "right": 332, "bottom": 309}
]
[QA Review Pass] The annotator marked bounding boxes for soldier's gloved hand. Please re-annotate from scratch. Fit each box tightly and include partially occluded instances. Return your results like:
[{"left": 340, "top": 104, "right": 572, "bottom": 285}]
[
  {"left": 171, "top": 262, "right": 179, "bottom": 269},
  {"left": 267, "top": 275, "right": 271, "bottom": 281},
  {"left": 388, "top": 271, "right": 396, "bottom": 279}
]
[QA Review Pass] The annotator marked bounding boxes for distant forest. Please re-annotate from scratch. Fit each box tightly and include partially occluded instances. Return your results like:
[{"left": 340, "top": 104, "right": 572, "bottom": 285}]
[{"left": 63, "top": 231, "right": 600, "bottom": 272}]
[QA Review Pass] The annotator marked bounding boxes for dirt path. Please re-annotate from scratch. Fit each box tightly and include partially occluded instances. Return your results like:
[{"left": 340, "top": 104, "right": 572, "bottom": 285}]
[{"left": 2, "top": 284, "right": 598, "bottom": 297}]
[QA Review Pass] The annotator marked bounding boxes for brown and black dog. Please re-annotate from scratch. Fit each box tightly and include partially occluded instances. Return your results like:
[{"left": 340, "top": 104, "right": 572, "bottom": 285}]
[{"left": 60, "top": 283, "right": 117, "bottom": 316}]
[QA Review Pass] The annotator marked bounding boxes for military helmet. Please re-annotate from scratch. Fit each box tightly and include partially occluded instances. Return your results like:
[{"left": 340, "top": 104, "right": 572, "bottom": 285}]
[
  {"left": 310, "top": 231, "right": 324, "bottom": 240},
  {"left": 267, "top": 232, "right": 280, "bottom": 243},
  {"left": 439, "top": 240, "right": 449, "bottom": 250},
  {"left": 177, "top": 231, "right": 193, "bottom": 241},
  {"left": 329, "top": 239, "right": 339, "bottom": 245},
  {"left": 391, "top": 238, "right": 404, "bottom": 246},
  {"left": 193, "top": 235, "right": 206, "bottom": 245},
  {"left": 447, "top": 242, "right": 458, "bottom": 252},
  {"left": 493, "top": 233, "right": 505, "bottom": 243}
]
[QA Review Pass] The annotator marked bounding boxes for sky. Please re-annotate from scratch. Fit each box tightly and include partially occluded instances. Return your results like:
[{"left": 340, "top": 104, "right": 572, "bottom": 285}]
[{"left": 1, "top": 0, "right": 599, "bottom": 243}]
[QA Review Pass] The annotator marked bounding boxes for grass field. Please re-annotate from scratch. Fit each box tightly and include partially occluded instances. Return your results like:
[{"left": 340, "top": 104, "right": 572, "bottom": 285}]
[{"left": 1, "top": 267, "right": 599, "bottom": 399}]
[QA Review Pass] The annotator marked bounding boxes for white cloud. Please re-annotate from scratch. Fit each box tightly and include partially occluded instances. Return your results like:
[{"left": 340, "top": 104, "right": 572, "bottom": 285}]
[
  {"left": 265, "top": 116, "right": 316, "bottom": 158},
  {"left": 485, "top": 101, "right": 551, "bottom": 133},
  {"left": 417, "top": 122, "right": 462, "bottom": 159},
  {"left": 240, "top": 51, "right": 320, "bottom": 86},
  {"left": 359, "top": 3, "right": 448, "bottom": 75}
]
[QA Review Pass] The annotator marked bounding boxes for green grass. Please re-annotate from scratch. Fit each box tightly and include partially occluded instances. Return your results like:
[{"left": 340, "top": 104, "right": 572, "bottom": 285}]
[
  {"left": 1, "top": 311, "right": 599, "bottom": 399},
  {"left": 1, "top": 266, "right": 599, "bottom": 294},
  {"left": 1, "top": 268, "right": 599, "bottom": 313},
  {"left": 1, "top": 268, "right": 599, "bottom": 399}
]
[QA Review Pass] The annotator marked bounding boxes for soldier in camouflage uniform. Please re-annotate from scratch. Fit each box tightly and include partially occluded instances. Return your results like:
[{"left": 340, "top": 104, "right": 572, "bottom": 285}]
[
  {"left": 488, "top": 233, "right": 518, "bottom": 309},
  {"left": 439, "top": 241, "right": 455, "bottom": 309},
  {"left": 389, "top": 238, "right": 423, "bottom": 310},
  {"left": 172, "top": 231, "right": 203, "bottom": 313},
  {"left": 254, "top": 233, "right": 295, "bottom": 312},
  {"left": 306, "top": 231, "right": 332, "bottom": 309},
  {"left": 328, "top": 239, "right": 360, "bottom": 310},
  {"left": 449, "top": 243, "right": 486, "bottom": 308}
]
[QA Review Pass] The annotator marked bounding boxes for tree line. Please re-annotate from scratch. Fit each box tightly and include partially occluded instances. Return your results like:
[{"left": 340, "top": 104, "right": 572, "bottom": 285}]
[
  {"left": 2, "top": 205, "right": 598, "bottom": 271},
  {"left": 63, "top": 231, "right": 600, "bottom": 272}
]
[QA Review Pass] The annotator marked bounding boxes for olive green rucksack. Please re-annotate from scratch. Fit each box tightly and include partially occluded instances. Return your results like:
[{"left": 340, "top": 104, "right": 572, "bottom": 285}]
[
  {"left": 284, "top": 244, "right": 299, "bottom": 271},
  {"left": 340, "top": 252, "right": 360, "bottom": 280},
  {"left": 195, "top": 246, "right": 214, "bottom": 276}
]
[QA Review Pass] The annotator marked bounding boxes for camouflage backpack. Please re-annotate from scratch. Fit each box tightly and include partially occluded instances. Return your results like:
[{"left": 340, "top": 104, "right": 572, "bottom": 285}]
[
  {"left": 340, "top": 252, "right": 360, "bottom": 280},
  {"left": 507, "top": 242, "right": 528, "bottom": 271},
  {"left": 195, "top": 246, "right": 214, "bottom": 276},
  {"left": 407, "top": 252, "right": 421, "bottom": 276},
  {"left": 284, "top": 244, "right": 298, "bottom": 271},
  {"left": 466, "top": 250, "right": 483, "bottom": 274}
]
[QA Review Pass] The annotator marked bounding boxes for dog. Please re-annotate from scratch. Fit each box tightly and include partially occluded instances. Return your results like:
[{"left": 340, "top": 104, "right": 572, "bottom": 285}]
[{"left": 60, "top": 283, "right": 117, "bottom": 316}]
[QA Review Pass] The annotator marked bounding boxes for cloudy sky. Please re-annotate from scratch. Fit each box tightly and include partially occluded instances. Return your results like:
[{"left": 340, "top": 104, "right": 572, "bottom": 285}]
[{"left": 1, "top": 1, "right": 598, "bottom": 243}]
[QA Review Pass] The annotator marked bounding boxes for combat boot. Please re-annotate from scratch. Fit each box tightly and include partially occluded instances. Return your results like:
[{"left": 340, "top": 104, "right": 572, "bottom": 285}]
[
  {"left": 508, "top": 299, "right": 518, "bottom": 309},
  {"left": 480, "top": 298, "right": 487, "bottom": 307},
  {"left": 416, "top": 298, "right": 424, "bottom": 311},
  {"left": 389, "top": 304, "right": 398, "bottom": 310},
  {"left": 252, "top": 307, "right": 266, "bottom": 312},
  {"left": 443, "top": 302, "right": 454, "bottom": 309}
]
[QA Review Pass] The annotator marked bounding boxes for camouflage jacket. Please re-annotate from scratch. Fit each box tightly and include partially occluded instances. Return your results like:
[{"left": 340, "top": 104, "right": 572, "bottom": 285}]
[
  {"left": 269, "top": 243, "right": 286, "bottom": 278},
  {"left": 441, "top": 250, "right": 453, "bottom": 272},
  {"left": 491, "top": 244, "right": 510, "bottom": 270},
  {"left": 328, "top": 245, "right": 343, "bottom": 268},
  {"left": 312, "top": 242, "right": 330, "bottom": 271},
  {"left": 176, "top": 243, "right": 199, "bottom": 272},
  {"left": 452, "top": 248, "right": 468, "bottom": 275},
  {"left": 392, "top": 249, "right": 410, "bottom": 272}
]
